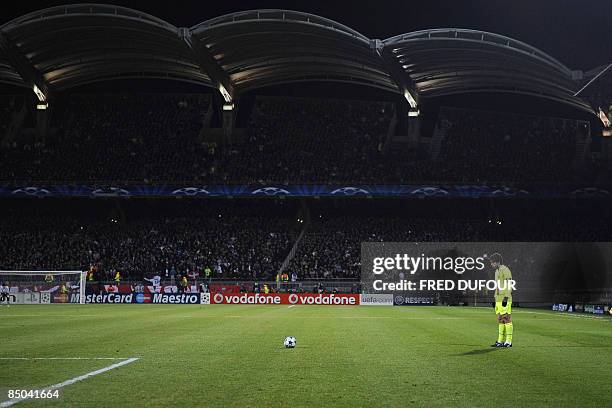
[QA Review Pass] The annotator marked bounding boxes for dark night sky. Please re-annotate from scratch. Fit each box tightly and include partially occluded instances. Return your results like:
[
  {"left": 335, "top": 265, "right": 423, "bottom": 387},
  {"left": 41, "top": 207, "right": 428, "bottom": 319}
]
[{"left": 1, "top": 0, "right": 610, "bottom": 70}]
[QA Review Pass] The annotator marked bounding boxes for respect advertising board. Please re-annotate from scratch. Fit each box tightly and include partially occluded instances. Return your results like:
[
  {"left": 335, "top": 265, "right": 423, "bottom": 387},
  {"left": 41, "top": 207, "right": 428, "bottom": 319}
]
[{"left": 393, "top": 295, "right": 435, "bottom": 306}]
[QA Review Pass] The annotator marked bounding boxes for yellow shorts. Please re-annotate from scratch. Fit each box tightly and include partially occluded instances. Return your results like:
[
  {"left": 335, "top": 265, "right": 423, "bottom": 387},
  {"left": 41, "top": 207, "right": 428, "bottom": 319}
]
[{"left": 495, "top": 300, "right": 512, "bottom": 315}]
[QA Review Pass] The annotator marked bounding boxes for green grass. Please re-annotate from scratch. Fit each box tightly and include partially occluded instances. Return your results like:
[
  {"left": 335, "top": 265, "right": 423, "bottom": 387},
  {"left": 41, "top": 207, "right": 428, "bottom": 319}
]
[{"left": 1, "top": 305, "right": 611, "bottom": 407}]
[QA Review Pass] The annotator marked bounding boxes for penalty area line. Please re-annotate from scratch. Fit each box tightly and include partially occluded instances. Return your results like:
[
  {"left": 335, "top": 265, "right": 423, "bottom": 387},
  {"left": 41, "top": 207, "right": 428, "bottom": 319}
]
[
  {"left": 0, "top": 357, "right": 134, "bottom": 360},
  {"left": 0, "top": 314, "right": 101, "bottom": 318},
  {"left": 0, "top": 357, "right": 139, "bottom": 408}
]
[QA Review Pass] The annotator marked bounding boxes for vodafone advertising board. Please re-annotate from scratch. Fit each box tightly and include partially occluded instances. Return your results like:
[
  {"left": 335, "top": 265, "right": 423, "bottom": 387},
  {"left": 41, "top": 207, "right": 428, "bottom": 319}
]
[{"left": 211, "top": 293, "right": 360, "bottom": 306}]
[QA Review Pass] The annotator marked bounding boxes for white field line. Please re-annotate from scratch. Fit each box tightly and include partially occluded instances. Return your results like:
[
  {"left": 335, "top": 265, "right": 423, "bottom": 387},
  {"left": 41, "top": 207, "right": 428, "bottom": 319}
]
[
  {"left": 0, "top": 357, "right": 134, "bottom": 360},
  {"left": 0, "top": 357, "right": 139, "bottom": 408},
  {"left": 227, "top": 315, "right": 394, "bottom": 319},
  {"left": 519, "top": 318, "right": 604, "bottom": 321},
  {"left": 0, "top": 315, "right": 101, "bottom": 318},
  {"left": 287, "top": 305, "right": 295, "bottom": 309}
]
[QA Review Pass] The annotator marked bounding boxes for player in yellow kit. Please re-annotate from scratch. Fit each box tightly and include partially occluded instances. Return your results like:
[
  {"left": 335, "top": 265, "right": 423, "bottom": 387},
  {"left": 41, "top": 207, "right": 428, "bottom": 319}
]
[{"left": 489, "top": 253, "right": 514, "bottom": 348}]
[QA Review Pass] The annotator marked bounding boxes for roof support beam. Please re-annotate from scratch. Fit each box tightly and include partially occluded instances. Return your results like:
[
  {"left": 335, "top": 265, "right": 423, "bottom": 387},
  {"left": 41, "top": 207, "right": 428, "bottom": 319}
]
[
  {"left": 0, "top": 30, "right": 49, "bottom": 101},
  {"left": 371, "top": 39, "right": 419, "bottom": 110},
  {"left": 574, "top": 63, "right": 612, "bottom": 97},
  {"left": 179, "top": 27, "right": 235, "bottom": 102}
]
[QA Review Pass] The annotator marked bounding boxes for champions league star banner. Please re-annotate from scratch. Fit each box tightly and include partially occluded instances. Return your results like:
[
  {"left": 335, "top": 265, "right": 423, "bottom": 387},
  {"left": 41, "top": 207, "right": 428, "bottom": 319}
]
[
  {"left": 361, "top": 242, "right": 612, "bottom": 306},
  {"left": 5, "top": 292, "right": 51, "bottom": 304},
  {"left": 1, "top": 184, "right": 611, "bottom": 198}
]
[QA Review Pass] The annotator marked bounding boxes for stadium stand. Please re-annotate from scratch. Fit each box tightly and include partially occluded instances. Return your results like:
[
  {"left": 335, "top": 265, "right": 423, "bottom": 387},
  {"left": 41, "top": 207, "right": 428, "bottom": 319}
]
[
  {"left": 227, "top": 96, "right": 393, "bottom": 184},
  {"left": 431, "top": 107, "right": 591, "bottom": 183},
  {"left": 0, "top": 94, "right": 600, "bottom": 185},
  {"left": 1, "top": 199, "right": 610, "bottom": 282},
  {"left": 0, "top": 94, "right": 211, "bottom": 184},
  {"left": 0, "top": 200, "right": 298, "bottom": 281}
]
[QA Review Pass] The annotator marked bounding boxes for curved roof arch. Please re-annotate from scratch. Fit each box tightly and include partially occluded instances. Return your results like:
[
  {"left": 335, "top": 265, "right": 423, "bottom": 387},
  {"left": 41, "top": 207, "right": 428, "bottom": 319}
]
[
  {"left": 189, "top": 9, "right": 400, "bottom": 96},
  {"left": 384, "top": 29, "right": 573, "bottom": 75},
  {"left": 191, "top": 9, "right": 370, "bottom": 42},
  {"left": 0, "top": 5, "right": 595, "bottom": 114},
  {"left": 381, "top": 28, "right": 591, "bottom": 112},
  {"left": 0, "top": 4, "right": 213, "bottom": 93}
]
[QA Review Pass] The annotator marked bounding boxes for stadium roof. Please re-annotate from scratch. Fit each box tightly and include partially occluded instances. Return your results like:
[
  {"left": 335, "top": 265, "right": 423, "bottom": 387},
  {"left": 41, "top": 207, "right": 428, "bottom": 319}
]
[{"left": 0, "top": 4, "right": 597, "bottom": 113}]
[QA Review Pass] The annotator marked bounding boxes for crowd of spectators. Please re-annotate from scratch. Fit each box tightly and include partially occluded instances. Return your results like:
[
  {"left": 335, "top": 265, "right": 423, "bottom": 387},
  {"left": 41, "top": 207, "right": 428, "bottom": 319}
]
[
  {"left": 0, "top": 93, "right": 598, "bottom": 185},
  {"left": 223, "top": 96, "right": 392, "bottom": 184},
  {"left": 1, "top": 199, "right": 610, "bottom": 282},
  {"left": 0, "top": 200, "right": 298, "bottom": 281},
  {"left": 286, "top": 213, "right": 612, "bottom": 280},
  {"left": 0, "top": 95, "right": 22, "bottom": 138},
  {"left": 431, "top": 107, "right": 589, "bottom": 183},
  {"left": 0, "top": 94, "right": 211, "bottom": 184}
]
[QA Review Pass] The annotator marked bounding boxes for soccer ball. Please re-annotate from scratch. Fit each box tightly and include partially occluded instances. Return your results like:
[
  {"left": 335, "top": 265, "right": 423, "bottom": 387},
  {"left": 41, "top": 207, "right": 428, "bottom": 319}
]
[{"left": 284, "top": 336, "right": 296, "bottom": 348}]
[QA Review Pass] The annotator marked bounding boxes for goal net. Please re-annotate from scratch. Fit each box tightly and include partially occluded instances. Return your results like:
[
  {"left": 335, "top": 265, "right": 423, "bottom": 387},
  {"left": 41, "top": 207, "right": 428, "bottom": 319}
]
[{"left": 0, "top": 270, "right": 86, "bottom": 304}]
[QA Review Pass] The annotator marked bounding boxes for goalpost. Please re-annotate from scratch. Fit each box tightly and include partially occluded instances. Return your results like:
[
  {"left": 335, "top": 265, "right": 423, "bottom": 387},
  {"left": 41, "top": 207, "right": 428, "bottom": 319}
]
[{"left": 0, "top": 270, "right": 87, "bottom": 304}]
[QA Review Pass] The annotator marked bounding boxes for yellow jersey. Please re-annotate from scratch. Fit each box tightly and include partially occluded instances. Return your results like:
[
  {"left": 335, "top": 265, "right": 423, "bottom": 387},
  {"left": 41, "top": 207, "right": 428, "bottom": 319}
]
[{"left": 494, "top": 265, "right": 513, "bottom": 302}]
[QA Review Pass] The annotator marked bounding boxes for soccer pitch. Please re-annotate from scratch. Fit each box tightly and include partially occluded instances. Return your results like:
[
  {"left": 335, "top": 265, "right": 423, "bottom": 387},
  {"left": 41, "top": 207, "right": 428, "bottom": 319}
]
[{"left": 1, "top": 305, "right": 611, "bottom": 407}]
